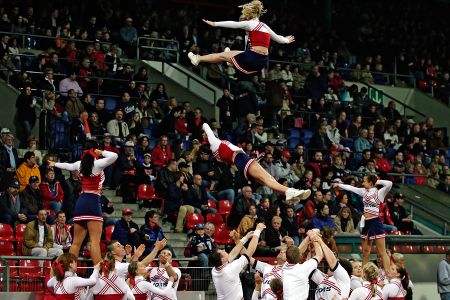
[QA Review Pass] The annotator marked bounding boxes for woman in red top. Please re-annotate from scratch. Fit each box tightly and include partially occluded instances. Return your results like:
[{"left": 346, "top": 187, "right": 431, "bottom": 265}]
[{"left": 188, "top": 0, "right": 294, "bottom": 74}]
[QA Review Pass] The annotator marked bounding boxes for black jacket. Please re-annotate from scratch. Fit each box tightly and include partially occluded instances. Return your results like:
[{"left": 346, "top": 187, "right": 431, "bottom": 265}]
[
  {"left": 0, "top": 191, "right": 25, "bottom": 220},
  {"left": 0, "top": 145, "right": 19, "bottom": 174},
  {"left": 184, "top": 185, "right": 208, "bottom": 209},
  {"left": 165, "top": 183, "right": 184, "bottom": 215},
  {"left": 155, "top": 168, "right": 176, "bottom": 196},
  {"left": 20, "top": 186, "right": 42, "bottom": 216},
  {"left": 282, "top": 215, "right": 299, "bottom": 238}
]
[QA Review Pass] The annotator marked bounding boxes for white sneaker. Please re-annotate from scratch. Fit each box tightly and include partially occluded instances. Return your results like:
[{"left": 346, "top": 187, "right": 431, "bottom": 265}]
[
  {"left": 224, "top": 47, "right": 233, "bottom": 66},
  {"left": 188, "top": 52, "right": 200, "bottom": 66},
  {"left": 285, "top": 188, "right": 311, "bottom": 201}
]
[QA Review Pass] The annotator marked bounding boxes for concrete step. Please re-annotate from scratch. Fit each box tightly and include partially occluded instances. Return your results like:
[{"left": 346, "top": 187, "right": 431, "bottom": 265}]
[
  {"left": 173, "top": 247, "right": 185, "bottom": 258},
  {"left": 165, "top": 232, "right": 189, "bottom": 242},
  {"left": 168, "top": 241, "right": 188, "bottom": 248}
]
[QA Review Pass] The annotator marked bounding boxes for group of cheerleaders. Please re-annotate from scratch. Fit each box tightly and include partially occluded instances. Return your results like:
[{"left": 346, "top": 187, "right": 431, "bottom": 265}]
[{"left": 43, "top": 1, "right": 413, "bottom": 299}]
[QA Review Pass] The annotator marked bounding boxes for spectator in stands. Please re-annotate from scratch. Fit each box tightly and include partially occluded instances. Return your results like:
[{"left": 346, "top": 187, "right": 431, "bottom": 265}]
[
  {"left": 93, "top": 98, "right": 109, "bottom": 126},
  {"left": 77, "top": 57, "right": 97, "bottom": 93},
  {"left": 311, "top": 202, "right": 336, "bottom": 231},
  {"left": 185, "top": 174, "right": 217, "bottom": 215},
  {"left": 39, "top": 68, "right": 56, "bottom": 92},
  {"left": 152, "top": 135, "right": 173, "bottom": 170},
  {"left": 120, "top": 18, "right": 138, "bottom": 56},
  {"left": 354, "top": 128, "right": 371, "bottom": 159},
  {"left": 140, "top": 210, "right": 166, "bottom": 255},
  {"left": 238, "top": 204, "right": 258, "bottom": 237},
  {"left": 305, "top": 65, "right": 328, "bottom": 101},
  {"left": 374, "top": 148, "right": 392, "bottom": 176},
  {"left": 306, "top": 151, "right": 327, "bottom": 178},
  {"left": 22, "top": 209, "right": 63, "bottom": 258},
  {"left": 25, "top": 137, "right": 42, "bottom": 166},
  {"left": 282, "top": 206, "right": 301, "bottom": 245},
  {"left": 70, "top": 111, "right": 90, "bottom": 160},
  {"left": 51, "top": 211, "right": 72, "bottom": 251},
  {"left": 16, "top": 151, "right": 41, "bottom": 192},
  {"left": 137, "top": 153, "right": 156, "bottom": 185},
  {"left": 20, "top": 176, "right": 42, "bottom": 222},
  {"left": 150, "top": 83, "right": 169, "bottom": 104},
  {"left": 117, "top": 92, "right": 135, "bottom": 122},
  {"left": 0, "top": 133, "right": 19, "bottom": 190},
  {"left": 438, "top": 174, "right": 450, "bottom": 195},
  {"left": 0, "top": 180, "right": 27, "bottom": 226},
  {"left": 264, "top": 216, "right": 287, "bottom": 254},
  {"left": 334, "top": 207, "right": 356, "bottom": 234},
  {"left": 115, "top": 141, "right": 137, "bottom": 203},
  {"left": 188, "top": 107, "right": 208, "bottom": 141},
  {"left": 302, "top": 190, "right": 323, "bottom": 226},
  {"left": 160, "top": 106, "right": 183, "bottom": 137},
  {"left": 88, "top": 112, "right": 105, "bottom": 138},
  {"left": 382, "top": 101, "right": 402, "bottom": 123},
  {"left": 275, "top": 150, "right": 299, "bottom": 186},
  {"left": 437, "top": 249, "right": 450, "bottom": 300},
  {"left": 155, "top": 159, "right": 178, "bottom": 196},
  {"left": 190, "top": 223, "right": 214, "bottom": 267},
  {"left": 59, "top": 70, "right": 83, "bottom": 97},
  {"left": 111, "top": 208, "right": 141, "bottom": 248},
  {"left": 63, "top": 170, "right": 81, "bottom": 222},
  {"left": 193, "top": 146, "right": 218, "bottom": 186},
  {"left": 388, "top": 193, "right": 416, "bottom": 233},
  {"left": 107, "top": 109, "right": 129, "bottom": 145},
  {"left": 39, "top": 168, "right": 64, "bottom": 212},
  {"left": 65, "top": 89, "right": 85, "bottom": 118},
  {"left": 215, "top": 164, "right": 247, "bottom": 202},
  {"left": 15, "top": 85, "right": 37, "bottom": 148},
  {"left": 228, "top": 186, "right": 257, "bottom": 228},
  {"left": 216, "top": 88, "right": 235, "bottom": 133}
]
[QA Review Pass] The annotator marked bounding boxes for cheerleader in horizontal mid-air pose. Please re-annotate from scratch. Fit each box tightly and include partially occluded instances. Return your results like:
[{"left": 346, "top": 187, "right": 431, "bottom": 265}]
[
  {"left": 46, "top": 253, "right": 100, "bottom": 300},
  {"left": 202, "top": 123, "right": 310, "bottom": 202},
  {"left": 188, "top": 0, "right": 295, "bottom": 74},
  {"left": 49, "top": 147, "right": 118, "bottom": 265},
  {"left": 332, "top": 176, "right": 393, "bottom": 274}
]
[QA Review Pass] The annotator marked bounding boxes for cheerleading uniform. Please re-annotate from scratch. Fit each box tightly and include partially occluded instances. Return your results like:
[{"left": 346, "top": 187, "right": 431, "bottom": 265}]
[
  {"left": 131, "top": 275, "right": 174, "bottom": 300},
  {"left": 337, "top": 180, "right": 392, "bottom": 240},
  {"left": 47, "top": 269, "right": 99, "bottom": 300},
  {"left": 213, "top": 19, "right": 290, "bottom": 74},
  {"left": 382, "top": 279, "right": 407, "bottom": 300},
  {"left": 253, "top": 260, "right": 283, "bottom": 300},
  {"left": 87, "top": 272, "right": 134, "bottom": 300},
  {"left": 148, "top": 266, "right": 181, "bottom": 300},
  {"left": 55, "top": 150, "right": 118, "bottom": 223},
  {"left": 349, "top": 284, "right": 384, "bottom": 300},
  {"left": 311, "top": 262, "right": 351, "bottom": 300}
]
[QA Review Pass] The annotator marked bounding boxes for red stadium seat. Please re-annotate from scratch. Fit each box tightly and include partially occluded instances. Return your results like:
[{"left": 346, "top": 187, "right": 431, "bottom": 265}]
[
  {"left": 137, "top": 184, "right": 164, "bottom": 212},
  {"left": 214, "top": 224, "right": 234, "bottom": 245},
  {"left": 208, "top": 200, "right": 217, "bottom": 209},
  {"left": 0, "top": 223, "right": 15, "bottom": 241},
  {"left": 15, "top": 224, "right": 27, "bottom": 241},
  {"left": 18, "top": 259, "right": 43, "bottom": 278},
  {"left": 43, "top": 260, "right": 52, "bottom": 276},
  {"left": 435, "top": 246, "right": 448, "bottom": 253},
  {"left": 104, "top": 225, "right": 115, "bottom": 243},
  {"left": 172, "top": 261, "right": 181, "bottom": 268},
  {"left": 0, "top": 241, "right": 15, "bottom": 256},
  {"left": 206, "top": 213, "right": 224, "bottom": 227},
  {"left": 185, "top": 213, "right": 205, "bottom": 230},
  {"left": 217, "top": 200, "right": 232, "bottom": 215},
  {"left": 422, "top": 245, "right": 434, "bottom": 253},
  {"left": 178, "top": 273, "right": 193, "bottom": 291}
]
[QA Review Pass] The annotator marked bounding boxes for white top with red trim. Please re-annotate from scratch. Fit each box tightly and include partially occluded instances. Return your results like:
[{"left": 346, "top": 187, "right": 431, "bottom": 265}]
[
  {"left": 382, "top": 279, "right": 407, "bottom": 300},
  {"left": 149, "top": 266, "right": 181, "bottom": 300},
  {"left": 254, "top": 261, "right": 283, "bottom": 300},
  {"left": 337, "top": 180, "right": 392, "bottom": 218},
  {"left": 348, "top": 284, "right": 384, "bottom": 300},
  {"left": 47, "top": 270, "right": 99, "bottom": 299},
  {"left": 212, "top": 254, "right": 250, "bottom": 300},
  {"left": 351, "top": 275, "right": 364, "bottom": 293},
  {"left": 87, "top": 272, "right": 134, "bottom": 299},
  {"left": 131, "top": 275, "right": 174, "bottom": 299},
  {"left": 55, "top": 150, "right": 118, "bottom": 194},
  {"left": 214, "top": 19, "right": 290, "bottom": 48},
  {"left": 311, "top": 262, "right": 351, "bottom": 300},
  {"left": 282, "top": 258, "right": 319, "bottom": 300}
]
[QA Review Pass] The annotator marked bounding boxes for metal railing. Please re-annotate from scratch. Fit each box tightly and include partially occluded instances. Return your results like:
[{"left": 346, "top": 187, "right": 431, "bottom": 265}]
[{"left": 137, "top": 37, "right": 180, "bottom": 63}]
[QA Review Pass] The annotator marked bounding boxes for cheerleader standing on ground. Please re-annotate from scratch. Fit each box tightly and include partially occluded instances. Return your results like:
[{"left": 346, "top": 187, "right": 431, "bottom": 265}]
[
  {"left": 349, "top": 262, "right": 384, "bottom": 300},
  {"left": 188, "top": 0, "right": 295, "bottom": 74},
  {"left": 49, "top": 148, "right": 118, "bottom": 265},
  {"left": 382, "top": 263, "right": 409, "bottom": 300},
  {"left": 202, "top": 123, "right": 310, "bottom": 201},
  {"left": 47, "top": 253, "right": 101, "bottom": 300},
  {"left": 87, "top": 252, "right": 135, "bottom": 300},
  {"left": 332, "top": 175, "right": 393, "bottom": 273}
]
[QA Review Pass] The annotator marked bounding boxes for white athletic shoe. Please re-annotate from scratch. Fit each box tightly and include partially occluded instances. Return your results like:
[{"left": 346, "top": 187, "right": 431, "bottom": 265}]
[
  {"left": 224, "top": 47, "right": 233, "bottom": 66},
  {"left": 188, "top": 52, "right": 200, "bottom": 66},
  {"left": 285, "top": 188, "right": 311, "bottom": 201}
]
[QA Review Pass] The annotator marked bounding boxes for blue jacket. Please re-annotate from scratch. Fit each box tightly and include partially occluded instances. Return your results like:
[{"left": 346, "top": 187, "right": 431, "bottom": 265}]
[
  {"left": 311, "top": 215, "right": 336, "bottom": 231},
  {"left": 111, "top": 218, "right": 140, "bottom": 246},
  {"left": 140, "top": 224, "right": 165, "bottom": 254}
]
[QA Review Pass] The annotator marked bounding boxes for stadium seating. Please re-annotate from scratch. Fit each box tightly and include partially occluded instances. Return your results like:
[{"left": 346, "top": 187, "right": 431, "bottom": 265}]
[
  {"left": 0, "top": 223, "right": 15, "bottom": 242},
  {"left": 206, "top": 213, "right": 224, "bottom": 227},
  {"left": 217, "top": 200, "right": 232, "bottom": 216},
  {"left": 208, "top": 199, "right": 217, "bottom": 210},
  {"left": 104, "top": 225, "right": 115, "bottom": 243},
  {"left": 137, "top": 184, "right": 164, "bottom": 211},
  {"left": 214, "top": 224, "right": 234, "bottom": 245},
  {"left": 0, "top": 241, "right": 15, "bottom": 256},
  {"left": 185, "top": 213, "right": 205, "bottom": 230}
]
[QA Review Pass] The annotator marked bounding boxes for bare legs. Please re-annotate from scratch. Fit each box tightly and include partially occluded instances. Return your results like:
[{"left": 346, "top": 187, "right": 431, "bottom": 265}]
[
  {"left": 247, "top": 161, "right": 288, "bottom": 194},
  {"left": 189, "top": 50, "right": 242, "bottom": 66},
  {"left": 69, "top": 221, "right": 104, "bottom": 264},
  {"left": 361, "top": 237, "right": 391, "bottom": 274},
  {"left": 361, "top": 238, "right": 371, "bottom": 267}
]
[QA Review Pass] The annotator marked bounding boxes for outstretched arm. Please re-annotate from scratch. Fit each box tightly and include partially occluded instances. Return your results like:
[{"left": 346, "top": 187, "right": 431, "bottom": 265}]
[
  {"left": 376, "top": 180, "right": 393, "bottom": 202},
  {"left": 244, "top": 223, "right": 266, "bottom": 258},
  {"left": 318, "top": 237, "right": 337, "bottom": 269},
  {"left": 333, "top": 183, "right": 365, "bottom": 197},
  {"left": 203, "top": 19, "right": 253, "bottom": 31},
  {"left": 228, "top": 230, "right": 247, "bottom": 263},
  {"left": 140, "top": 239, "right": 167, "bottom": 265},
  {"left": 298, "top": 236, "right": 310, "bottom": 256},
  {"left": 94, "top": 150, "right": 118, "bottom": 169},
  {"left": 264, "top": 23, "right": 294, "bottom": 44},
  {"left": 53, "top": 160, "right": 81, "bottom": 171}
]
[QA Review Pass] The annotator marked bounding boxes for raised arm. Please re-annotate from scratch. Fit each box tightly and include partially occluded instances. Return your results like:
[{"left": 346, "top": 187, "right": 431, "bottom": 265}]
[
  {"left": 71, "top": 268, "right": 100, "bottom": 289},
  {"left": 94, "top": 150, "right": 119, "bottom": 169},
  {"left": 334, "top": 183, "right": 365, "bottom": 197},
  {"left": 203, "top": 19, "right": 253, "bottom": 30},
  {"left": 53, "top": 161, "right": 81, "bottom": 171},
  {"left": 376, "top": 180, "right": 393, "bottom": 202},
  {"left": 263, "top": 23, "right": 293, "bottom": 44},
  {"left": 228, "top": 230, "right": 247, "bottom": 263},
  {"left": 244, "top": 223, "right": 266, "bottom": 258},
  {"left": 298, "top": 236, "right": 310, "bottom": 256},
  {"left": 317, "top": 237, "right": 337, "bottom": 269},
  {"left": 140, "top": 239, "right": 167, "bottom": 266}
]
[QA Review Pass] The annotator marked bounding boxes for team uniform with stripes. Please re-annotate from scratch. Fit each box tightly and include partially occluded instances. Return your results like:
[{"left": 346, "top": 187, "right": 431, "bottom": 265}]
[
  {"left": 55, "top": 150, "right": 118, "bottom": 223},
  {"left": 310, "top": 262, "right": 351, "bottom": 300},
  {"left": 47, "top": 269, "right": 99, "bottom": 300},
  {"left": 131, "top": 275, "right": 174, "bottom": 300},
  {"left": 253, "top": 260, "right": 283, "bottom": 300},
  {"left": 148, "top": 266, "right": 181, "bottom": 300},
  {"left": 86, "top": 272, "right": 134, "bottom": 300},
  {"left": 282, "top": 258, "right": 319, "bottom": 300},
  {"left": 349, "top": 283, "right": 384, "bottom": 300},
  {"left": 382, "top": 279, "right": 407, "bottom": 300},
  {"left": 337, "top": 180, "right": 392, "bottom": 240}
]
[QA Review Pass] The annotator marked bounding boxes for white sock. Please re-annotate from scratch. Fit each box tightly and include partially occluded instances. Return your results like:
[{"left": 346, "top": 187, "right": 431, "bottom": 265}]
[{"left": 202, "top": 123, "right": 221, "bottom": 152}]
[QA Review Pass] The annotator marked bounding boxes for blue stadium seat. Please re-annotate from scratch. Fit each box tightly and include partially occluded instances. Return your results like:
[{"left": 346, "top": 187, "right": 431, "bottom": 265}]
[
  {"left": 104, "top": 97, "right": 118, "bottom": 112},
  {"left": 301, "top": 129, "right": 314, "bottom": 147},
  {"left": 287, "top": 128, "right": 301, "bottom": 138},
  {"left": 288, "top": 137, "right": 301, "bottom": 149}
]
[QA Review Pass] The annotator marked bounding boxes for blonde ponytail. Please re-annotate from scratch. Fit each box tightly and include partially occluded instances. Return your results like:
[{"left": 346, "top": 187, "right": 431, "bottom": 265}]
[{"left": 239, "top": 0, "right": 267, "bottom": 20}]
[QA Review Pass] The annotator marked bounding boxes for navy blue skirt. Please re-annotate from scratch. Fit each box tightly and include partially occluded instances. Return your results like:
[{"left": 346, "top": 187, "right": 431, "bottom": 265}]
[
  {"left": 73, "top": 193, "right": 103, "bottom": 223},
  {"left": 231, "top": 50, "right": 268, "bottom": 74},
  {"left": 360, "top": 217, "right": 385, "bottom": 240}
]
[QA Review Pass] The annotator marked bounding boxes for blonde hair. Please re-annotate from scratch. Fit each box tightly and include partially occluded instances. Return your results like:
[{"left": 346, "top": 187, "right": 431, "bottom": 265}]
[
  {"left": 363, "top": 262, "right": 379, "bottom": 297},
  {"left": 239, "top": 0, "right": 267, "bottom": 20}
]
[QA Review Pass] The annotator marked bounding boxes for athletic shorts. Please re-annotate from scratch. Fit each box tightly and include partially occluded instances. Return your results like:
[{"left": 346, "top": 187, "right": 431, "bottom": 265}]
[
  {"left": 231, "top": 50, "right": 268, "bottom": 74},
  {"left": 73, "top": 192, "right": 104, "bottom": 223},
  {"left": 360, "top": 217, "right": 385, "bottom": 240},
  {"left": 234, "top": 152, "right": 255, "bottom": 180}
]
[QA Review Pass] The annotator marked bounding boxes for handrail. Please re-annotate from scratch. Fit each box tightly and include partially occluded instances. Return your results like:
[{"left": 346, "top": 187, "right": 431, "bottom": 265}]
[
  {"left": 137, "top": 37, "right": 180, "bottom": 63},
  {"left": 159, "top": 60, "right": 217, "bottom": 105}
]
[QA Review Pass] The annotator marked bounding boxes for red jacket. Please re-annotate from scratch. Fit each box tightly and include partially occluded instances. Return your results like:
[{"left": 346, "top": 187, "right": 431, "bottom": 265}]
[
  {"left": 379, "top": 203, "right": 394, "bottom": 225},
  {"left": 39, "top": 181, "right": 64, "bottom": 209},
  {"left": 151, "top": 144, "right": 173, "bottom": 168},
  {"left": 375, "top": 158, "right": 392, "bottom": 173},
  {"left": 175, "top": 118, "right": 189, "bottom": 136}
]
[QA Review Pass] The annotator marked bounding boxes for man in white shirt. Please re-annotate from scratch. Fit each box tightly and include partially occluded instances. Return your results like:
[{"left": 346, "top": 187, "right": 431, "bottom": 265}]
[
  {"left": 210, "top": 223, "right": 266, "bottom": 300},
  {"left": 148, "top": 247, "right": 181, "bottom": 300},
  {"left": 282, "top": 231, "right": 323, "bottom": 300}
]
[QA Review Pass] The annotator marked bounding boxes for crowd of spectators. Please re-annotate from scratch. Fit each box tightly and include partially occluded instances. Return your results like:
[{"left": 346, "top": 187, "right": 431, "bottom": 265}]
[{"left": 0, "top": 0, "right": 449, "bottom": 269}]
